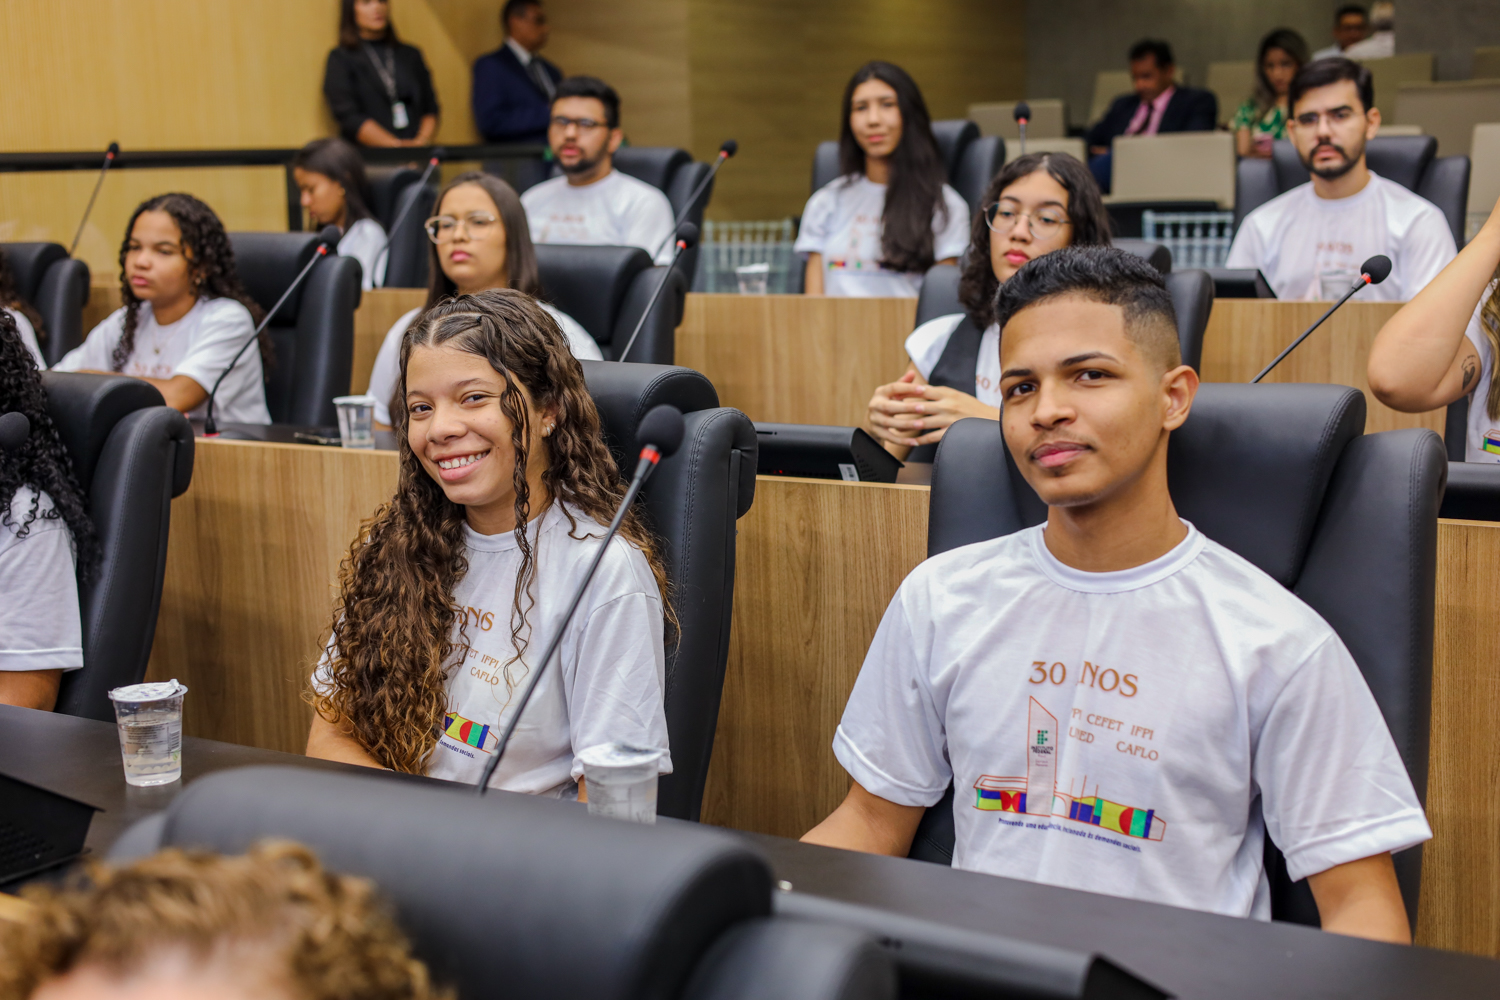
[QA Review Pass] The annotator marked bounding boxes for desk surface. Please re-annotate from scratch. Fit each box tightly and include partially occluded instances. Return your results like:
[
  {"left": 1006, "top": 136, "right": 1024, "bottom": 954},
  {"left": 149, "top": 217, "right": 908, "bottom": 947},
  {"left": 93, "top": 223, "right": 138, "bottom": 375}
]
[{"left": 4, "top": 705, "right": 1495, "bottom": 999}]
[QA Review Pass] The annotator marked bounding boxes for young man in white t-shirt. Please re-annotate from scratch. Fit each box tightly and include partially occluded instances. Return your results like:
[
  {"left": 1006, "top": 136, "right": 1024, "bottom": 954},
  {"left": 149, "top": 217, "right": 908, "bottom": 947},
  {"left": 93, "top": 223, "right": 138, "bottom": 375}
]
[
  {"left": 520, "top": 76, "right": 675, "bottom": 265},
  {"left": 1225, "top": 57, "right": 1455, "bottom": 302},
  {"left": 805, "top": 246, "right": 1428, "bottom": 943}
]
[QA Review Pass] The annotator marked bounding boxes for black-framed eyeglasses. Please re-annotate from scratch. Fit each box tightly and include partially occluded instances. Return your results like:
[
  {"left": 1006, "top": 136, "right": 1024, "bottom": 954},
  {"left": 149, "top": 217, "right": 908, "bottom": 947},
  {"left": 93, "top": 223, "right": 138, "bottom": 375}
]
[
  {"left": 424, "top": 212, "right": 499, "bottom": 244},
  {"left": 1293, "top": 107, "right": 1358, "bottom": 129},
  {"left": 550, "top": 116, "right": 607, "bottom": 132},
  {"left": 984, "top": 202, "right": 1071, "bottom": 240}
]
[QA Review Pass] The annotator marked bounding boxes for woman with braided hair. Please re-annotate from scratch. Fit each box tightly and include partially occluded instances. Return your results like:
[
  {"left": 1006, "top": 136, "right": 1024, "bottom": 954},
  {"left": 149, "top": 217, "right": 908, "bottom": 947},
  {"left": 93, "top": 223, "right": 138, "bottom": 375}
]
[
  {"left": 54, "top": 193, "right": 271, "bottom": 424},
  {"left": 308, "top": 289, "right": 670, "bottom": 797},
  {"left": 0, "top": 310, "right": 96, "bottom": 710}
]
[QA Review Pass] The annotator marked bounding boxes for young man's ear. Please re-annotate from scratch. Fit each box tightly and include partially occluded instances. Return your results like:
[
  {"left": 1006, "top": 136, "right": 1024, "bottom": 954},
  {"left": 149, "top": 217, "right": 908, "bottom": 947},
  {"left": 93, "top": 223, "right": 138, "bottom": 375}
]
[
  {"left": 1365, "top": 106, "right": 1383, "bottom": 140},
  {"left": 607, "top": 128, "right": 625, "bottom": 154},
  {"left": 1161, "top": 364, "right": 1199, "bottom": 432}
]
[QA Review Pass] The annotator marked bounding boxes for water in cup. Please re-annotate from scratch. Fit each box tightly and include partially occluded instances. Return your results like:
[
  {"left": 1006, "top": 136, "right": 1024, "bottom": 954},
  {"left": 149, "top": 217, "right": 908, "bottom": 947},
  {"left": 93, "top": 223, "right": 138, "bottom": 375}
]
[
  {"left": 1317, "top": 267, "right": 1358, "bottom": 302},
  {"left": 332, "top": 395, "right": 378, "bottom": 449},
  {"left": 108, "top": 680, "right": 187, "bottom": 786},
  {"left": 577, "top": 742, "right": 665, "bottom": 824},
  {"left": 735, "top": 262, "right": 770, "bottom": 296}
]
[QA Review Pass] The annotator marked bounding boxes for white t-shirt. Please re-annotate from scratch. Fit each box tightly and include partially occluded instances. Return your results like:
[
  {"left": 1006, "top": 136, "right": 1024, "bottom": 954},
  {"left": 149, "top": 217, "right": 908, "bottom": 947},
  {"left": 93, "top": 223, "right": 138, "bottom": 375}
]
[
  {"left": 795, "top": 176, "right": 971, "bottom": 298},
  {"left": 1461, "top": 283, "right": 1500, "bottom": 462},
  {"left": 905, "top": 314, "right": 1002, "bottom": 407},
  {"left": 1225, "top": 172, "right": 1456, "bottom": 302},
  {"left": 367, "top": 302, "right": 602, "bottom": 426},
  {"left": 7, "top": 308, "right": 43, "bottom": 369},
  {"left": 522, "top": 170, "right": 676, "bottom": 265},
  {"left": 835, "top": 522, "right": 1430, "bottom": 920},
  {"left": 0, "top": 488, "right": 83, "bottom": 675},
  {"left": 315, "top": 502, "right": 670, "bottom": 795},
  {"left": 54, "top": 298, "right": 271, "bottom": 424},
  {"left": 339, "top": 217, "right": 388, "bottom": 290}
]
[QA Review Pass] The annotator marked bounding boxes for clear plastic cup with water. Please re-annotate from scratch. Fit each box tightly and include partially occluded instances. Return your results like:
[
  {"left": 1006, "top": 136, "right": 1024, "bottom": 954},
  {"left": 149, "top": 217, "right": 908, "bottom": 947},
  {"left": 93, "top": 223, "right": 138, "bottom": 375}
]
[
  {"left": 577, "top": 743, "right": 666, "bottom": 824},
  {"left": 332, "top": 395, "right": 378, "bottom": 449},
  {"left": 1317, "top": 267, "right": 1359, "bottom": 302},
  {"left": 108, "top": 680, "right": 188, "bottom": 786},
  {"left": 735, "top": 262, "right": 770, "bottom": 295}
]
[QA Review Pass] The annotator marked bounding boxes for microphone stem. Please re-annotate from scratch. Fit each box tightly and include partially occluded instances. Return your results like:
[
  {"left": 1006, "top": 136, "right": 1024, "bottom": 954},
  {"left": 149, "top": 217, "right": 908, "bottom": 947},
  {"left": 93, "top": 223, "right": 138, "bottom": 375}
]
[
  {"left": 373, "top": 158, "right": 442, "bottom": 277},
  {"left": 69, "top": 152, "right": 115, "bottom": 257},
  {"left": 615, "top": 242, "right": 685, "bottom": 363},
  {"left": 1251, "top": 278, "right": 1368, "bottom": 383},
  {"left": 651, "top": 153, "right": 725, "bottom": 259},
  {"left": 475, "top": 458, "right": 658, "bottom": 794}
]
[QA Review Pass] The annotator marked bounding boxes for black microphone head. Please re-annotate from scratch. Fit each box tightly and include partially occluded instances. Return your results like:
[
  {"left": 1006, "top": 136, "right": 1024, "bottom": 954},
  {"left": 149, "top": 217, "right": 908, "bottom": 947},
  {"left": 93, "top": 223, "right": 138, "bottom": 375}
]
[
  {"left": 1361, "top": 254, "right": 1392, "bottom": 285},
  {"left": 317, "top": 224, "right": 343, "bottom": 250},
  {"left": 1013, "top": 101, "right": 1031, "bottom": 122},
  {"left": 637, "top": 405, "right": 685, "bottom": 460},
  {"left": 675, "top": 222, "right": 699, "bottom": 249},
  {"left": 719, "top": 139, "right": 738, "bottom": 158},
  {"left": 106, "top": 141, "right": 120, "bottom": 157},
  {"left": 0, "top": 411, "right": 30, "bottom": 452}
]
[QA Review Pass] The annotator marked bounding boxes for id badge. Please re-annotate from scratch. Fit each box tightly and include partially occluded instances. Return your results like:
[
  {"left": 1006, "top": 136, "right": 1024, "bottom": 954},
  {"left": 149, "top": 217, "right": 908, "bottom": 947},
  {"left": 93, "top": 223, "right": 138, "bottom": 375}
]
[{"left": 392, "top": 101, "right": 409, "bottom": 130}]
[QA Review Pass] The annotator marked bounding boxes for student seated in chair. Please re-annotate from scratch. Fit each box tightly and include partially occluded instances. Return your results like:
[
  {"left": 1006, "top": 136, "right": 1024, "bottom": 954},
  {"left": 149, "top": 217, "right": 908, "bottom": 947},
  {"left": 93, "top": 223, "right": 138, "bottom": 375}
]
[
  {"left": 1224, "top": 57, "right": 1454, "bottom": 302},
  {"left": 805, "top": 247, "right": 1428, "bottom": 942},
  {"left": 0, "top": 312, "right": 95, "bottom": 711},
  {"left": 866, "top": 152, "right": 1111, "bottom": 460}
]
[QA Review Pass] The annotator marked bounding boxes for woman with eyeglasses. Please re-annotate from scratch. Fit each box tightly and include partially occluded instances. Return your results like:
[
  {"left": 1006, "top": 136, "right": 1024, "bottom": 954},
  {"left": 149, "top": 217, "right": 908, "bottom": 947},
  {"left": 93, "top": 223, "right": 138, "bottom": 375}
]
[
  {"left": 866, "top": 152, "right": 1111, "bottom": 459},
  {"left": 796, "top": 61, "right": 970, "bottom": 297},
  {"left": 366, "top": 172, "right": 601, "bottom": 428}
]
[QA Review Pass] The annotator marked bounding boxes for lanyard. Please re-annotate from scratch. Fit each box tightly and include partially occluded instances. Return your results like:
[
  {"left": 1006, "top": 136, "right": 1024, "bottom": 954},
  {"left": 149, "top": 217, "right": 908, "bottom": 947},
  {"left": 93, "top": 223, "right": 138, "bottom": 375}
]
[{"left": 365, "top": 43, "right": 398, "bottom": 101}]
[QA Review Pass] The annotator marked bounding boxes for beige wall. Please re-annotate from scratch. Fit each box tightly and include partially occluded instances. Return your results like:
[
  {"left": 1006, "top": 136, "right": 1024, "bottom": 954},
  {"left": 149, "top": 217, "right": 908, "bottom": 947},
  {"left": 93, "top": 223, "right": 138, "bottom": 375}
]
[{"left": 0, "top": 0, "right": 1022, "bottom": 279}]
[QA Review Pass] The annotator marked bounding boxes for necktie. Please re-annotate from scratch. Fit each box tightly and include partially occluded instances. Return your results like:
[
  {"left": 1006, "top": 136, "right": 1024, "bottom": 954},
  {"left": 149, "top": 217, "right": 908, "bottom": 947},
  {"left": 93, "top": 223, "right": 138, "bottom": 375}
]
[{"left": 527, "top": 58, "right": 555, "bottom": 101}]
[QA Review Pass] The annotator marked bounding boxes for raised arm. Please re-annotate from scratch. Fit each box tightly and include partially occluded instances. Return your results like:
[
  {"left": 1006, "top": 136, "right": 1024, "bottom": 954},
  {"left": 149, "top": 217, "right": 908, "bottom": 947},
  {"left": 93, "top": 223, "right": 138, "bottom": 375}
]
[{"left": 1368, "top": 196, "right": 1500, "bottom": 412}]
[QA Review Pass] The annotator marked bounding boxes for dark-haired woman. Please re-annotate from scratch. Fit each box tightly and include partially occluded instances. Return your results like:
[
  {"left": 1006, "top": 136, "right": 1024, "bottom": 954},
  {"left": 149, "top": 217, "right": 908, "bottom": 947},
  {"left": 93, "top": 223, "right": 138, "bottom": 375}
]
[
  {"left": 308, "top": 290, "right": 670, "bottom": 796},
  {"left": 0, "top": 311, "right": 97, "bottom": 710},
  {"left": 1232, "top": 29, "right": 1308, "bottom": 159},
  {"left": 367, "top": 172, "right": 600, "bottom": 427},
  {"left": 868, "top": 153, "right": 1111, "bottom": 459},
  {"left": 55, "top": 194, "right": 270, "bottom": 424},
  {"left": 324, "top": 0, "right": 440, "bottom": 148},
  {"left": 294, "top": 138, "right": 388, "bottom": 290},
  {"left": 797, "top": 62, "right": 970, "bottom": 297}
]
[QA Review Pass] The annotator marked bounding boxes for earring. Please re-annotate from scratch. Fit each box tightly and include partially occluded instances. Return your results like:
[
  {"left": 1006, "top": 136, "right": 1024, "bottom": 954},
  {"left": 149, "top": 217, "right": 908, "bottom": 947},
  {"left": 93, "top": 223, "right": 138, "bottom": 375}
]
[{"left": 542, "top": 423, "right": 555, "bottom": 437}]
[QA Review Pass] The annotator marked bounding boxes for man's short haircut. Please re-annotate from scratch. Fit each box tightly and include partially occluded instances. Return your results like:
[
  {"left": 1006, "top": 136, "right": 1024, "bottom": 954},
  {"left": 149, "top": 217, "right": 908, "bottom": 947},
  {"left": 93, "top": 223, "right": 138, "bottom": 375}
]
[
  {"left": 1128, "top": 39, "right": 1174, "bottom": 68},
  {"left": 1335, "top": 4, "right": 1368, "bottom": 21},
  {"left": 502, "top": 0, "right": 539, "bottom": 23},
  {"left": 552, "top": 75, "right": 620, "bottom": 128},
  {"left": 995, "top": 246, "right": 1182, "bottom": 371},
  {"left": 1289, "top": 56, "right": 1375, "bottom": 114}
]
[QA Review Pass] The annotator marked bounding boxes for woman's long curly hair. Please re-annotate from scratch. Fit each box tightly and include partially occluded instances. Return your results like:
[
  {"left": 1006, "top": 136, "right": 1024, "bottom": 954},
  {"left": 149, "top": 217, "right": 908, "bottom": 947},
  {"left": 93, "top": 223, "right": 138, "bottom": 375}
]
[
  {"left": 315, "top": 289, "right": 671, "bottom": 773},
  {"left": 1480, "top": 271, "right": 1500, "bottom": 421},
  {"left": 958, "top": 153, "right": 1111, "bottom": 328},
  {"left": 837, "top": 61, "right": 949, "bottom": 275},
  {"left": 112, "top": 194, "right": 266, "bottom": 374},
  {"left": 0, "top": 310, "right": 97, "bottom": 580},
  {"left": 0, "top": 248, "right": 48, "bottom": 350}
]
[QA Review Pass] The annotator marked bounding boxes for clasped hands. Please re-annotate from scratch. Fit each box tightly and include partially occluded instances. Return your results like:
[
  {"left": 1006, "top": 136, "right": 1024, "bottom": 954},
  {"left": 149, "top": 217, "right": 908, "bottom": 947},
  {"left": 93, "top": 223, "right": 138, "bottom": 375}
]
[{"left": 867, "top": 370, "right": 999, "bottom": 448}]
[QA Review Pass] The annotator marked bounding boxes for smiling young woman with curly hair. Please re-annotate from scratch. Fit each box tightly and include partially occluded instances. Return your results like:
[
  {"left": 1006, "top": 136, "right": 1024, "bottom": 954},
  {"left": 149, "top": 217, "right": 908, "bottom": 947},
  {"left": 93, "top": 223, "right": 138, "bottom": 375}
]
[{"left": 308, "top": 289, "right": 670, "bottom": 797}]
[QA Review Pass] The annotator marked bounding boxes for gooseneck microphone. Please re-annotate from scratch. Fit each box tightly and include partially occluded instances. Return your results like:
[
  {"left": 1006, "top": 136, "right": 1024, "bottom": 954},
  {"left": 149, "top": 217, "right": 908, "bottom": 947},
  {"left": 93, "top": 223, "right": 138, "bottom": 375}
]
[
  {"left": 616, "top": 222, "right": 699, "bottom": 364},
  {"left": 475, "top": 403, "right": 687, "bottom": 794},
  {"left": 1251, "top": 255, "right": 1391, "bottom": 383},
  {"left": 203, "top": 225, "right": 342, "bottom": 437},
  {"left": 0, "top": 412, "right": 30, "bottom": 452},
  {"left": 371, "top": 146, "right": 445, "bottom": 284},
  {"left": 651, "top": 139, "right": 737, "bottom": 260},
  {"left": 68, "top": 142, "right": 119, "bottom": 257},
  {"left": 1013, "top": 102, "right": 1031, "bottom": 159}
]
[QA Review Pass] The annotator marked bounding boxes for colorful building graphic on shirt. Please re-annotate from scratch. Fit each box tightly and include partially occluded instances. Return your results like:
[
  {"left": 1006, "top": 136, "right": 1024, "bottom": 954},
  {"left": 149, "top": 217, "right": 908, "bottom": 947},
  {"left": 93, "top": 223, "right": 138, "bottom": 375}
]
[
  {"left": 1484, "top": 429, "right": 1500, "bottom": 455},
  {"left": 973, "top": 697, "right": 1166, "bottom": 842},
  {"left": 443, "top": 711, "right": 494, "bottom": 753}
]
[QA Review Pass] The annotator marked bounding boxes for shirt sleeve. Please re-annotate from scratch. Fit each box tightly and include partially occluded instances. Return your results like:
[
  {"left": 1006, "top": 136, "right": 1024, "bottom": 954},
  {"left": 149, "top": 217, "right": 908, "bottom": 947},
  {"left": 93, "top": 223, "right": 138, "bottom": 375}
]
[
  {"left": 933, "top": 186, "right": 973, "bottom": 261},
  {"left": 626, "top": 186, "right": 676, "bottom": 266},
  {"left": 52, "top": 308, "right": 124, "bottom": 372},
  {"left": 0, "top": 512, "right": 82, "bottom": 673},
  {"left": 170, "top": 300, "right": 258, "bottom": 394},
  {"left": 905, "top": 314, "right": 964, "bottom": 380},
  {"left": 1254, "top": 634, "right": 1432, "bottom": 882},
  {"left": 794, "top": 186, "right": 838, "bottom": 258},
  {"left": 544, "top": 306, "right": 604, "bottom": 361},
  {"left": 831, "top": 574, "right": 952, "bottom": 807},
  {"left": 1223, "top": 214, "right": 1265, "bottom": 270},
  {"left": 322, "top": 48, "right": 372, "bottom": 142},
  {"left": 1397, "top": 206, "right": 1458, "bottom": 300},
  {"left": 369, "top": 309, "right": 419, "bottom": 426}
]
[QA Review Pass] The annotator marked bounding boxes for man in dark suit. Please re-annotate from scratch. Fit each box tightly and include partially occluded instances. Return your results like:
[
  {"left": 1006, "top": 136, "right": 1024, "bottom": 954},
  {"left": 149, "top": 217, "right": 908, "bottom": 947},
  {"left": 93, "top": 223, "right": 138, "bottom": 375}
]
[
  {"left": 472, "top": 0, "right": 562, "bottom": 145},
  {"left": 1085, "top": 40, "right": 1218, "bottom": 193}
]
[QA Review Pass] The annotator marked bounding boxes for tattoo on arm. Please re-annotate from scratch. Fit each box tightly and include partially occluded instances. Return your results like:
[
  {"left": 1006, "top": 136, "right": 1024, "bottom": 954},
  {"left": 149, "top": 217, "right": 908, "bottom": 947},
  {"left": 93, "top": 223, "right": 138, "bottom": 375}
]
[{"left": 1462, "top": 354, "right": 1478, "bottom": 392}]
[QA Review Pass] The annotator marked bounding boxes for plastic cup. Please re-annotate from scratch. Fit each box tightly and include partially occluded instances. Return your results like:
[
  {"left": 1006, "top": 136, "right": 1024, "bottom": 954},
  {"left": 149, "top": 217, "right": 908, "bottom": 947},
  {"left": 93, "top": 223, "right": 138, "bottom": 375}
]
[
  {"left": 107, "top": 680, "right": 188, "bottom": 786},
  {"left": 332, "top": 395, "right": 378, "bottom": 449},
  {"left": 577, "top": 743, "right": 665, "bottom": 824},
  {"left": 735, "top": 262, "right": 770, "bottom": 295},
  {"left": 1317, "top": 268, "right": 1358, "bottom": 302}
]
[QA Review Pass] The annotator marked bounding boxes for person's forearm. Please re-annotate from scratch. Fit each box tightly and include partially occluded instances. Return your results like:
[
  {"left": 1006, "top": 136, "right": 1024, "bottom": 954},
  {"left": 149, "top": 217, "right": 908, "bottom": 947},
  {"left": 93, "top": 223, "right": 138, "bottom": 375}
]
[
  {"left": 804, "top": 255, "right": 824, "bottom": 295},
  {"left": 140, "top": 374, "right": 208, "bottom": 414},
  {"left": 414, "top": 114, "right": 438, "bottom": 145},
  {"left": 802, "top": 783, "right": 922, "bottom": 856},
  {"left": 1308, "top": 853, "right": 1411, "bottom": 944},
  {"left": 0, "top": 669, "right": 62, "bottom": 711},
  {"left": 356, "top": 119, "right": 404, "bottom": 148},
  {"left": 1235, "top": 128, "right": 1252, "bottom": 158}
]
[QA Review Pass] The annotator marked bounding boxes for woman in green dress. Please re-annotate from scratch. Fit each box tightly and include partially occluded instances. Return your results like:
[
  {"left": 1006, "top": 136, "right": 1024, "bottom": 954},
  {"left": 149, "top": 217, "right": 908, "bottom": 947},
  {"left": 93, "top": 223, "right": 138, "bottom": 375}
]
[{"left": 1232, "top": 29, "right": 1309, "bottom": 159}]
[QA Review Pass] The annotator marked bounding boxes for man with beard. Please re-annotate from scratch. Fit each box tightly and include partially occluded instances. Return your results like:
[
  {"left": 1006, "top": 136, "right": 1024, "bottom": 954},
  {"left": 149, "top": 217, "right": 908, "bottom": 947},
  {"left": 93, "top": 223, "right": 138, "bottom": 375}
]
[
  {"left": 1225, "top": 58, "right": 1454, "bottom": 302},
  {"left": 521, "top": 75, "right": 675, "bottom": 264}
]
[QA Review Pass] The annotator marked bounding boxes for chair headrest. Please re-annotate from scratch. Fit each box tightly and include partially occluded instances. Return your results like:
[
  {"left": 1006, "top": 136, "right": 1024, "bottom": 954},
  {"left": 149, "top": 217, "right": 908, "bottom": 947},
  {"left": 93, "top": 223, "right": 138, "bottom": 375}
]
[
  {"left": 1439, "top": 460, "right": 1500, "bottom": 521},
  {"left": 1270, "top": 136, "right": 1437, "bottom": 194},
  {"left": 1163, "top": 268, "right": 1214, "bottom": 371},
  {"left": 1, "top": 242, "right": 69, "bottom": 302},
  {"left": 535, "top": 244, "right": 653, "bottom": 345},
  {"left": 613, "top": 147, "right": 692, "bottom": 194},
  {"left": 582, "top": 360, "right": 720, "bottom": 468},
  {"left": 931, "top": 119, "right": 980, "bottom": 181},
  {"left": 914, "top": 263, "right": 964, "bottom": 328},
  {"left": 365, "top": 165, "right": 422, "bottom": 229},
  {"left": 1111, "top": 239, "right": 1172, "bottom": 273},
  {"left": 228, "top": 232, "right": 324, "bottom": 324},
  {"left": 811, "top": 141, "right": 841, "bottom": 195},
  {"left": 153, "top": 767, "right": 772, "bottom": 1000},
  {"left": 41, "top": 372, "right": 165, "bottom": 493}
]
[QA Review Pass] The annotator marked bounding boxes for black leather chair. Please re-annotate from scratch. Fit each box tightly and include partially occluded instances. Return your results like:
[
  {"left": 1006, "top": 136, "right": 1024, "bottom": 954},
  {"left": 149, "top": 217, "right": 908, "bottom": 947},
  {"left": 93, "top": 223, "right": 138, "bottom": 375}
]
[
  {"left": 581, "top": 361, "right": 757, "bottom": 819},
  {"left": 1, "top": 242, "right": 91, "bottom": 366},
  {"left": 614, "top": 147, "right": 715, "bottom": 280},
  {"left": 1235, "top": 137, "right": 1471, "bottom": 246},
  {"left": 811, "top": 120, "right": 1002, "bottom": 215},
  {"left": 40, "top": 373, "right": 194, "bottom": 721},
  {"left": 365, "top": 165, "right": 422, "bottom": 232},
  {"left": 1110, "top": 239, "right": 1172, "bottom": 274},
  {"left": 912, "top": 258, "right": 1211, "bottom": 370},
  {"left": 1439, "top": 458, "right": 1500, "bottom": 520},
  {"left": 379, "top": 181, "right": 438, "bottom": 289},
  {"left": 229, "top": 233, "right": 362, "bottom": 426},
  {"left": 909, "top": 385, "right": 1445, "bottom": 930},
  {"left": 537, "top": 245, "right": 687, "bottom": 365},
  {"left": 110, "top": 767, "right": 891, "bottom": 1000}
]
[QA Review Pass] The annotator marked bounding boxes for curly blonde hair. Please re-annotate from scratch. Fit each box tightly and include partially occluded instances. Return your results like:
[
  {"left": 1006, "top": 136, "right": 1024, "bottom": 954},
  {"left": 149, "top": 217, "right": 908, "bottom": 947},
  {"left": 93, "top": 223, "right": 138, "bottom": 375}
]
[{"left": 0, "top": 841, "right": 446, "bottom": 1000}]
